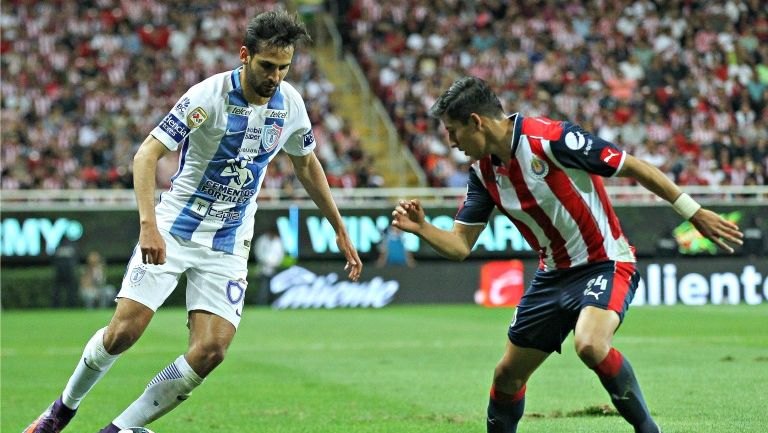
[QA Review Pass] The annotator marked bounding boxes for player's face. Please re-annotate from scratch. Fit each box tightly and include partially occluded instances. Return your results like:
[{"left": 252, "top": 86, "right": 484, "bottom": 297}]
[
  {"left": 442, "top": 115, "right": 485, "bottom": 160},
  {"left": 240, "top": 44, "right": 294, "bottom": 100}
]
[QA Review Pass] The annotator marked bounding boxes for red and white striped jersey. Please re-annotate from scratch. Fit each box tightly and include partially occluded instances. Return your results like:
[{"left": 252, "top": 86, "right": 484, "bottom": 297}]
[{"left": 456, "top": 114, "right": 636, "bottom": 271}]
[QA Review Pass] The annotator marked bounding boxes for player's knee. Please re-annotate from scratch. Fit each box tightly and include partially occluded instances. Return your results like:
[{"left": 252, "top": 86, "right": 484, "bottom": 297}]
[
  {"left": 188, "top": 340, "right": 228, "bottom": 372},
  {"left": 574, "top": 336, "right": 609, "bottom": 366},
  {"left": 103, "top": 323, "right": 142, "bottom": 354},
  {"left": 493, "top": 362, "right": 525, "bottom": 393}
]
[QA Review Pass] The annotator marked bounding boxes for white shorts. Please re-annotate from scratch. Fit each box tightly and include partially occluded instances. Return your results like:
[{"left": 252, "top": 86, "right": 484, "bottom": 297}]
[{"left": 117, "top": 230, "right": 249, "bottom": 328}]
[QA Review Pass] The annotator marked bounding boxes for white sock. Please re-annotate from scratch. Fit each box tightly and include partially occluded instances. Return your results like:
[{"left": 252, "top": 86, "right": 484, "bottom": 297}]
[
  {"left": 113, "top": 355, "right": 203, "bottom": 428},
  {"left": 61, "top": 327, "right": 120, "bottom": 409}
]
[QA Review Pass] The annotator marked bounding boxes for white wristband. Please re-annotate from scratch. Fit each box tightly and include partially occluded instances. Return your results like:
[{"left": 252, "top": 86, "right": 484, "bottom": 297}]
[{"left": 672, "top": 193, "right": 701, "bottom": 220}]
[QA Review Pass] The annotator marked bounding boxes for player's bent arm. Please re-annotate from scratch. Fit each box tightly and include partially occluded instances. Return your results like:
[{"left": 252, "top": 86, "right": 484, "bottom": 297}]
[
  {"left": 617, "top": 154, "right": 743, "bottom": 252},
  {"left": 133, "top": 135, "right": 171, "bottom": 227},
  {"left": 416, "top": 222, "right": 485, "bottom": 261}
]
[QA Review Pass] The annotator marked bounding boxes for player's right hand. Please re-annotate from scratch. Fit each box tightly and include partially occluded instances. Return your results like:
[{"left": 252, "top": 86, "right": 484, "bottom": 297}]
[
  {"left": 392, "top": 199, "right": 426, "bottom": 234},
  {"left": 689, "top": 208, "right": 743, "bottom": 254},
  {"left": 139, "top": 226, "right": 167, "bottom": 265}
]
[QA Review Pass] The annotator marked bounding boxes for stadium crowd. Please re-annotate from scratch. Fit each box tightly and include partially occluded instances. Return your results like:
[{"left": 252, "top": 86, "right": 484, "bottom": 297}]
[
  {"left": 343, "top": 0, "right": 768, "bottom": 188},
  {"left": 1, "top": 0, "right": 377, "bottom": 192}
]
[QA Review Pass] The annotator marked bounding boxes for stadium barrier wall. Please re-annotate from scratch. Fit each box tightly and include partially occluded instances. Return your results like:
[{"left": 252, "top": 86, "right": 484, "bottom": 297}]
[
  {"left": 3, "top": 256, "right": 765, "bottom": 309},
  {"left": 1, "top": 205, "right": 766, "bottom": 265}
]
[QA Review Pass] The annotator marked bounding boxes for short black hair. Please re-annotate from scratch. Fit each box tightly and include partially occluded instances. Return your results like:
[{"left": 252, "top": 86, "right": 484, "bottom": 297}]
[
  {"left": 428, "top": 76, "right": 505, "bottom": 123},
  {"left": 244, "top": 10, "right": 312, "bottom": 55}
]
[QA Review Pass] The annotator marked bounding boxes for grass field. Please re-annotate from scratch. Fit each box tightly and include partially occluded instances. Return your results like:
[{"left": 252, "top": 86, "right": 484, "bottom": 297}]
[{"left": 2, "top": 304, "right": 767, "bottom": 432}]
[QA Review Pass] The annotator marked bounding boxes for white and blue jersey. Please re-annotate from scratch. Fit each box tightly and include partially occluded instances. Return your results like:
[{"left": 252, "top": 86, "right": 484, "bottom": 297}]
[{"left": 151, "top": 67, "right": 316, "bottom": 258}]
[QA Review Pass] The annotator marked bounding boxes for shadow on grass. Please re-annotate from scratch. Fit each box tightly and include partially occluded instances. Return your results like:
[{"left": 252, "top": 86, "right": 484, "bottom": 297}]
[{"left": 527, "top": 404, "right": 620, "bottom": 419}]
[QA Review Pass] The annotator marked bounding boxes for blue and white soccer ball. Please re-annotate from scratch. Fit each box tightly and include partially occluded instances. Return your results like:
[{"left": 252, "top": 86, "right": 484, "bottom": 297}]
[{"left": 118, "top": 429, "right": 155, "bottom": 433}]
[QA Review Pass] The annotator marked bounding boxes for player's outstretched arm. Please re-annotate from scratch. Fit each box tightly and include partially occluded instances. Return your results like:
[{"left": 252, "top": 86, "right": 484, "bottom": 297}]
[
  {"left": 618, "top": 154, "right": 744, "bottom": 253},
  {"left": 289, "top": 152, "right": 362, "bottom": 281},
  {"left": 392, "top": 199, "right": 483, "bottom": 261},
  {"left": 134, "top": 135, "right": 171, "bottom": 264}
]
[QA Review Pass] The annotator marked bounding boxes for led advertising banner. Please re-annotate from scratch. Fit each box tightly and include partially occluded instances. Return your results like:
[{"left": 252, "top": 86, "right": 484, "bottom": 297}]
[
  {"left": 276, "top": 257, "right": 767, "bottom": 308},
  {"left": 1, "top": 205, "right": 765, "bottom": 265}
]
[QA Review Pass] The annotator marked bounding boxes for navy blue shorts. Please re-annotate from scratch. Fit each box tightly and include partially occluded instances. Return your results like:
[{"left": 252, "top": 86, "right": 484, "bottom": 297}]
[{"left": 507, "top": 260, "right": 640, "bottom": 354}]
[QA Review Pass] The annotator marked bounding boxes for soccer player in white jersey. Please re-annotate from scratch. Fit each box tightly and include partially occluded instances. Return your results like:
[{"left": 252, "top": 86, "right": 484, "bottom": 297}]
[
  {"left": 391, "top": 77, "right": 743, "bottom": 433},
  {"left": 24, "top": 11, "right": 362, "bottom": 433}
]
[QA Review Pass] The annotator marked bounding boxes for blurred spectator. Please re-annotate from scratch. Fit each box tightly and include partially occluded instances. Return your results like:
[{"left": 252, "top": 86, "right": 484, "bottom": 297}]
[
  {"left": 253, "top": 227, "right": 285, "bottom": 306},
  {"left": 344, "top": 0, "right": 768, "bottom": 188},
  {"left": 80, "top": 251, "right": 116, "bottom": 309},
  {"left": 376, "top": 226, "right": 416, "bottom": 268},
  {"left": 52, "top": 239, "right": 79, "bottom": 308},
  {"left": 1, "top": 0, "right": 371, "bottom": 191}
]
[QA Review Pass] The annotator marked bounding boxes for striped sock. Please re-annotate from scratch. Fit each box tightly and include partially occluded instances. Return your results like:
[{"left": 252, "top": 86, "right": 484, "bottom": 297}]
[
  {"left": 487, "top": 384, "right": 526, "bottom": 433},
  {"left": 112, "top": 355, "right": 203, "bottom": 428},
  {"left": 592, "top": 348, "right": 660, "bottom": 433}
]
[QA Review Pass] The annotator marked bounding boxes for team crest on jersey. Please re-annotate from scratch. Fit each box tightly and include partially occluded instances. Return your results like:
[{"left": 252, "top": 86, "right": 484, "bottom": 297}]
[
  {"left": 261, "top": 123, "right": 283, "bottom": 153},
  {"left": 129, "top": 266, "right": 146, "bottom": 285},
  {"left": 220, "top": 157, "right": 255, "bottom": 189},
  {"left": 174, "top": 97, "right": 191, "bottom": 115},
  {"left": 530, "top": 157, "right": 549, "bottom": 178},
  {"left": 187, "top": 107, "right": 208, "bottom": 128}
]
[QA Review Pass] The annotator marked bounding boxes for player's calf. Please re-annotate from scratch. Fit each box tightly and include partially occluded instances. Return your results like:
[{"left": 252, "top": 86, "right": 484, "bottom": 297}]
[{"left": 592, "top": 348, "right": 661, "bottom": 433}]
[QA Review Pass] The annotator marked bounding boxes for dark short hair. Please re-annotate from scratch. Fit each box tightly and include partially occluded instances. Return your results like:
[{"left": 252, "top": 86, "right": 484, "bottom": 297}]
[
  {"left": 428, "top": 76, "right": 505, "bottom": 123},
  {"left": 245, "top": 10, "right": 312, "bottom": 54}
]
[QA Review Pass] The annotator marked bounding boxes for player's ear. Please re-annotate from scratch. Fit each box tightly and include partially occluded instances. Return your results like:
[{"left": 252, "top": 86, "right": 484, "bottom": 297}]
[
  {"left": 239, "top": 46, "right": 249, "bottom": 65},
  {"left": 469, "top": 113, "right": 483, "bottom": 130}
]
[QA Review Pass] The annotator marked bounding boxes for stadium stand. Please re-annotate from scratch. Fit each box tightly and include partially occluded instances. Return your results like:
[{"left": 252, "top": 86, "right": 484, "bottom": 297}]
[
  {"left": 341, "top": 0, "right": 768, "bottom": 188},
  {"left": 0, "top": 0, "right": 375, "bottom": 191}
]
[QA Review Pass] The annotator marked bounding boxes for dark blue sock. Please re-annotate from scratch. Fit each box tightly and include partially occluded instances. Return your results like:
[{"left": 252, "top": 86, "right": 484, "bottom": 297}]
[
  {"left": 487, "top": 384, "right": 525, "bottom": 433},
  {"left": 593, "top": 348, "right": 660, "bottom": 433}
]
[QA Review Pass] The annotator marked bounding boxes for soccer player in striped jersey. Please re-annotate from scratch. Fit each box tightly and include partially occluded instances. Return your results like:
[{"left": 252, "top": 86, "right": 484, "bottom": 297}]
[
  {"left": 23, "top": 11, "right": 361, "bottom": 433},
  {"left": 391, "top": 77, "right": 743, "bottom": 433}
]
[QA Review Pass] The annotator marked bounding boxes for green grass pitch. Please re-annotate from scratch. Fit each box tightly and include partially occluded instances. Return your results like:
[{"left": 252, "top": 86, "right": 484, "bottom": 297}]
[{"left": 3, "top": 305, "right": 767, "bottom": 432}]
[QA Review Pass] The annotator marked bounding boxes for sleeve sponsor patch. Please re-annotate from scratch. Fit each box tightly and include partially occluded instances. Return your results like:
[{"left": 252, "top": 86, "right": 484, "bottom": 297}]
[
  {"left": 158, "top": 113, "right": 191, "bottom": 143},
  {"left": 302, "top": 129, "right": 315, "bottom": 148},
  {"left": 187, "top": 107, "right": 208, "bottom": 128},
  {"left": 174, "top": 97, "right": 191, "bottom": 115}
]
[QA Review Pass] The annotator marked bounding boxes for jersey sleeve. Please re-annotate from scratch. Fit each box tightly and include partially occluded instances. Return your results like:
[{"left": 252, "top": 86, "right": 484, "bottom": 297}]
[
  {"left": 282, "top": 93, "right": 316, "bottom": 156},
  {"left": 455, "top": 168, "right": 495, "bottom": 225},
  {"left": 151, "top": 83, "right": 215, "bottom": 151},
  {"left": 546, "top": 122, "right": 627, "bottom": 177}
]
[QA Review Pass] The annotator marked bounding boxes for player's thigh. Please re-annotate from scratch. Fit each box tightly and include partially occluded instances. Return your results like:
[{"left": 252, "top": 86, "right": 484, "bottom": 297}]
[
  {"left": 116, "top": 232, "right": 186, "bottom": 311},
  {"left": 495, "top": 340, "right": 550, "bottom": 384},
  {"left": 185, "top": 245, "right": 249, "bottom": 329},
  {"left": 188, "top": 310, "right": 237, "bottom": 351},
  {"left": 572, "top": 306, "right": 622, "bottom": 366}
]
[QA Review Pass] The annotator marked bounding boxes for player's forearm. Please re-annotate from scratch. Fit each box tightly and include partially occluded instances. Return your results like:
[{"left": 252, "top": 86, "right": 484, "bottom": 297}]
[
  {"left": 415, "top": 223, "right": 472, "bottom": 261},
  {"left": 297, "top": 158, "right": 345, "bottom": 231},
  {"left": 619, "top": 155, "right": 682, "bottom": 204},
  {"left": 133, "top": 150, "right": 160, "bottom": 228}
]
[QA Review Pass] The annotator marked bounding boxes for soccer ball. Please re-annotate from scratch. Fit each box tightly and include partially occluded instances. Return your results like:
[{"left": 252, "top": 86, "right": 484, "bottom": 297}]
[{"left": 118, "top": 429, "right": 155, "bottom": 433}]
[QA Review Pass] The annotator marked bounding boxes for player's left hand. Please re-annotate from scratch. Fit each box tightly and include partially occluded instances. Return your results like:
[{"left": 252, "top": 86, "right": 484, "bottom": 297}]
[
  {"left": 689, "top": 208, "right": 744, "bottom": 254},
  {"left": 336, "top": 231, "right": 362, "bottom": 281}
]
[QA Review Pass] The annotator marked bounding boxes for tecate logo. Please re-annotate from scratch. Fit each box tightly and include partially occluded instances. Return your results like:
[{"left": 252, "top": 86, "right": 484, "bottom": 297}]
[
  {"left": 270, "top": 266, "right": 399, "bottom": 309},
  {"left": 265, "top": 109, "right": 287, "bottom": 119}
]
